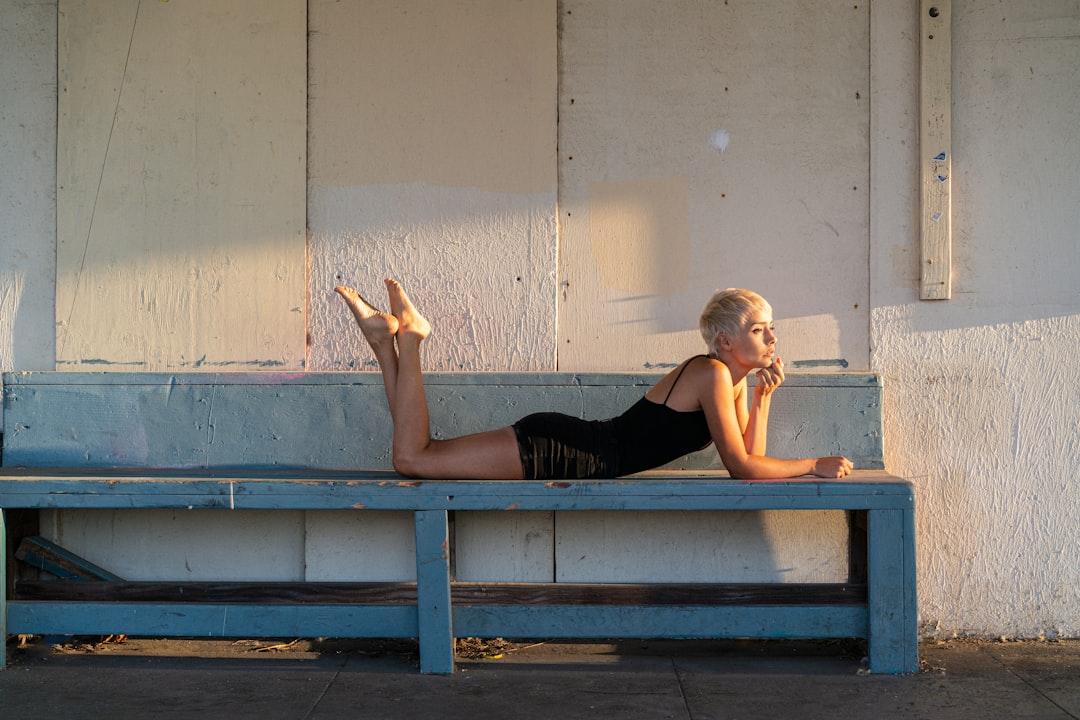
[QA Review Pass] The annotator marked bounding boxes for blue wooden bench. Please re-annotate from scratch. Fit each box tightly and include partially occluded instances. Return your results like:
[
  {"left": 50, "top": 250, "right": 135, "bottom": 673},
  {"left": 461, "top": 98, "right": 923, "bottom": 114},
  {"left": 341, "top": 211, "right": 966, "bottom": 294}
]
[{"left": 0, "top": 371, "right": 917, "bottom": 674}]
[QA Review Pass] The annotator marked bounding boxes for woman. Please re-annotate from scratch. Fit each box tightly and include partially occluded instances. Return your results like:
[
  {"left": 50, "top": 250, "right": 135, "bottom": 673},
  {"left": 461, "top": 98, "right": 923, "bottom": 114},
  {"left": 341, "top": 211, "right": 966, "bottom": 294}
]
[{"left": 336, "top": 279, "right": 852, "bottom": 481}]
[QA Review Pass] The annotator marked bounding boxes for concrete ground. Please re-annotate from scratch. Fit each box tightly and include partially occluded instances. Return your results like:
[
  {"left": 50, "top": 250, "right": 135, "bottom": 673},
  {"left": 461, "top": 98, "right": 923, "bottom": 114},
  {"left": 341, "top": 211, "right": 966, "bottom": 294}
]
[{"left": 1, "top": 636, "right": 1078, "bottom": 719}]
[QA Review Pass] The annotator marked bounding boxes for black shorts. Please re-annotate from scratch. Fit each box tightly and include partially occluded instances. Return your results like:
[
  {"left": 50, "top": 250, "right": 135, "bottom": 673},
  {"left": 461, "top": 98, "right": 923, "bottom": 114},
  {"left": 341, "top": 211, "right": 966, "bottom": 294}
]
[{"left": 512, "top": 412, "right": 618, "bottom": 480}]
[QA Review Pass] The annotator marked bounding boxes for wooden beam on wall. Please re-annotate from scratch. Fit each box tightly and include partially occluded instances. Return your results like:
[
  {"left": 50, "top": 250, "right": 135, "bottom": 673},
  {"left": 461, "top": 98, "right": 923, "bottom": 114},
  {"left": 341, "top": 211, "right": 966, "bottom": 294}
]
[{"left": 920, "top": 0, "right": 952, "bottom": 299}]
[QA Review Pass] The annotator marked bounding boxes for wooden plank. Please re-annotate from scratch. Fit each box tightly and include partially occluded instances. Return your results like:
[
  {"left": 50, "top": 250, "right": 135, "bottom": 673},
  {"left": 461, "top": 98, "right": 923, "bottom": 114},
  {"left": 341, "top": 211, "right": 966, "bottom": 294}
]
[
  {"left": 13, "top": 581, "right": 868, "bottom": 607},
  {"left": 0, "top": 475, "right": 913, "bottom": 516},
  {"left": 1, "top": 370, "right": 884, "bottom": 388},
  {"left": 4, "top": 602, "right": 417, "bottom": 639},
  {"left": 1, "top": 371, "right": 885, "bottom": 470},
  {"left": 456, "top": 583, "right": 866, "bottom": 606},
  {"left": 920, "top": 0, "right": 952, "bottom": 299},
  {"left": 414, "top": 510, "right": 454, "bottom": 674},
  {"left": 900, "top": 507, "right": 919, "bottom": 670},
  {"left": 453, "top": 605, "right": 867, "bottom": 640},
  {"left": 5, "top": 601, "right": 866, "bottom": 645},
  {"left": 1, "top": 509, "right": 7, "bottom": 670},
  {"left": 15, "top": 536, "right": 125, "bottom": 581},
  {"left": 13, "top": 581, "right": 420, "bottom": 605},
  {"left": 867, "top": 507, "right": 919, "bottom": 673},
  {"left": 0, "top": 480, "right": 914, "bottom": 514}
]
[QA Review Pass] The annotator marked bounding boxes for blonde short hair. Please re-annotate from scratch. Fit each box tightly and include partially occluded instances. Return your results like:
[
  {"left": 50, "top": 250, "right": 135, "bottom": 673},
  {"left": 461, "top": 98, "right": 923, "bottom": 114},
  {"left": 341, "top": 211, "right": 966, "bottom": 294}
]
[{"left": 699, "top": 288, "right": 772, "bottom": 356}]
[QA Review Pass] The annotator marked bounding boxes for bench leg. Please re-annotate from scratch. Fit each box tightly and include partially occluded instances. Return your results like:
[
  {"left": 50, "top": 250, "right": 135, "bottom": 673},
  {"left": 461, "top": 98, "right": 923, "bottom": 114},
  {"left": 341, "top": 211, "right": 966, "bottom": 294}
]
[
  {"left": 414, "top": 510, "right": 454, "bottom": 674},
  {"left": 867, "top": 506, "right": 918, "bottom": 673},
  {"left": 1, "top": 509, "right": 7, "bottom": 670}
]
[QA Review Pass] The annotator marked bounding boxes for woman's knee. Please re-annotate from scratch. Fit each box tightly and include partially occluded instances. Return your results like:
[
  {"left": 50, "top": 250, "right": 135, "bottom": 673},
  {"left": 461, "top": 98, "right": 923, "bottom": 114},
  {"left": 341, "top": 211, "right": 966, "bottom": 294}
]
[{"left": 391, "top": 450, "right": 424, "bottom": 478}]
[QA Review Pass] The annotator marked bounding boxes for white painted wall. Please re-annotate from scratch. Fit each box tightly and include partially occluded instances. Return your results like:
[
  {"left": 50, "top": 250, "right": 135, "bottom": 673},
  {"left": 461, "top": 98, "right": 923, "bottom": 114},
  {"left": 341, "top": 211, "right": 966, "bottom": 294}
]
[
  {"left": 55, "top": 0, "right": 307, "bottom": 371},
  {"left": 870, "top": 1, "right": 1080, "bottom": 638},
  {"left": 558, "top": 1, "right": 870, "bottom": 372},
  {"left": 0, "top": 0, "right": 55, "bottom": 375},
  {"left": 306, "top": 0, "right": 558, "bottom": 373},
  {"left": 2, "top": 0, "right": 1078, "bottom": 637}
]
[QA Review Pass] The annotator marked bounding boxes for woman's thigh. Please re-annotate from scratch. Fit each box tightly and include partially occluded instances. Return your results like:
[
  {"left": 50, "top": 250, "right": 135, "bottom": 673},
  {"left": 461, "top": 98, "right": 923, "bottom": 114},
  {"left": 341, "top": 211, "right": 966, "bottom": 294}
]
[{"left": 400, "top": 426, "right": 524, "bottom": 480}]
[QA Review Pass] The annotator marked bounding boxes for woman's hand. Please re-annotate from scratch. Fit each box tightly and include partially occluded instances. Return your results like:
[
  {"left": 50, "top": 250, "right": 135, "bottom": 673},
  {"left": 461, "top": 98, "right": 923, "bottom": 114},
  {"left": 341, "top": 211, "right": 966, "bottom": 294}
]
[
  {"left": 812, "top": 456, "right": 854, "bottom": 478},
  {"left": 754, "top": 357, "right": 785, "bottom": 398}
]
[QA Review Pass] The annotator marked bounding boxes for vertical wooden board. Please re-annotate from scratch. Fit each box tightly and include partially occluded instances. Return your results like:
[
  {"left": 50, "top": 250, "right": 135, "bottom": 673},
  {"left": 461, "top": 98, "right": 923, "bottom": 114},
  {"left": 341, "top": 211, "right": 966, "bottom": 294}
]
[
  {"left": 555, "top": 510, "right": 849, "bottom": 583},
  {"left": 1, "top": 509, "right": 7, "bottom": 668},
  {"left": 920, "top": 0, "right": 952, "bottom": 299},
  {"left": 867, "top": 507, "right": 918, "bottom": 672},
  {"left": 414, "top": 510, "right": 454, "bottom": 675},
  {"left": 558, "top": 1, "right": 870, "bottom": 371},
  {"left": 56, "top": 0, "right": 306, "bottom": 370},
  {"left": 304, "top": 511, "right": 417, "bottom": 582},
  {"left": 454, "top": 511, "right": 555, "bottom": 582}
]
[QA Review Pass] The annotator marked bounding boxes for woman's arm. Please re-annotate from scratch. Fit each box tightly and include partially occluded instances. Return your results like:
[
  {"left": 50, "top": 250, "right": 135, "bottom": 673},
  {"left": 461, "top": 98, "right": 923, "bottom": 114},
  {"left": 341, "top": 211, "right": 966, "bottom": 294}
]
[
  {"left": 741, "top": 357, "right": 784, "bottom": 455},
  {"left": 699, "top": 360, "right": 852, "bottom": 479}
]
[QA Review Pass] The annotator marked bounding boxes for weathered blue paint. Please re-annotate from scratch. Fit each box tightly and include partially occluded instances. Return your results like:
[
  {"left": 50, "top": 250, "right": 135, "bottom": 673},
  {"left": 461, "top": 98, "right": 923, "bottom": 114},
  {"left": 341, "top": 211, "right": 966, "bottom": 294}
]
[
  {"left": 790, "top": 358, "right": 850, "bottom": 369},
  {"left": 4, "top": 602, "right": 418, "bottom": 639},
  {"left": 0, "top": 472, "right": 912, "bottom": 511},
  {"left": 414, "top": 511, "right": 454, "bottom": 674},
  {"left": 0, "top": 471, "right": 917, "bottom": 674},
  {"left": 867, "top": 506, "right": 919, "bottom": 673},
  {"left": 0, "top": 371, "right": 916, "bottom": 674},
  {"left": 14, "top": 535, "right": 125, "bottom": 581},
  {"left": 452, "top": 605, "right": 867, "bottom": 639},
  {"left": 1, "top": 371, "right": 885, "bottom": 470},
  {"left": 1, "top": 510, "right": 6, "bottom": 655}
]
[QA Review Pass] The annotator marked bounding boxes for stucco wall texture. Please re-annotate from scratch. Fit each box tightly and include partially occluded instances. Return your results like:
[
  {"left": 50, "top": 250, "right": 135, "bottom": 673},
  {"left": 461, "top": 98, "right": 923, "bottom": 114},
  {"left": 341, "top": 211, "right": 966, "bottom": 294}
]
[
  {"left": 870, "top": 1, "right": 1080, "bottom": 637},
  {"left": 1, "top": 0, "right": 1077, "bottom": 638}
]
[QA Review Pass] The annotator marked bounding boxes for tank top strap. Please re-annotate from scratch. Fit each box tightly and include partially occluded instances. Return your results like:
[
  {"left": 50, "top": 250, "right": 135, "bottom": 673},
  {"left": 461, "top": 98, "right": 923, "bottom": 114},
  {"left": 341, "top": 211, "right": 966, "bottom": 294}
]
[{"left": 661, "top": 354, "right": 710, "bottom": 405}]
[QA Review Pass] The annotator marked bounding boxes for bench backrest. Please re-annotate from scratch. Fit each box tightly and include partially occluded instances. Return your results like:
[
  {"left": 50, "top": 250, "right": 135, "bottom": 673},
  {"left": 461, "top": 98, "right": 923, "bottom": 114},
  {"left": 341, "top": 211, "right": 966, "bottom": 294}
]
[{"left": 1, "top": 371, "right": 884, "bottom": 471}]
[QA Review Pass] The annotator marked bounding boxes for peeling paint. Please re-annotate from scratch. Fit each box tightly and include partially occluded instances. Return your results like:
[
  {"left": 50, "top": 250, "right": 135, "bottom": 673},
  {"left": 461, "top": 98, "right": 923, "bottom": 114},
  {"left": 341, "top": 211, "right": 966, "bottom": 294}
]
[{"left": 790, "top": 359, "right": 850, "bottom": 369}]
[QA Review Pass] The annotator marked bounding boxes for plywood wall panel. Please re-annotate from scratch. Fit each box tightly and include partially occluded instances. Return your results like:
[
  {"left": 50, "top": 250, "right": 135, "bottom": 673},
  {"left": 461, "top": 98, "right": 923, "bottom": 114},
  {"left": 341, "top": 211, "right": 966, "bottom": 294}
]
[
  {"left": 306, "top": 0, "right": 558, "bottom": 372},
  {"left": 0, "top": 0, "right": 56, "bottom": 377},
  {"left": 558, "top": 1, "right": 870, "bottom": 371},
  {"left": 56, "top": 0, "right": 306, "bottom": 371}
]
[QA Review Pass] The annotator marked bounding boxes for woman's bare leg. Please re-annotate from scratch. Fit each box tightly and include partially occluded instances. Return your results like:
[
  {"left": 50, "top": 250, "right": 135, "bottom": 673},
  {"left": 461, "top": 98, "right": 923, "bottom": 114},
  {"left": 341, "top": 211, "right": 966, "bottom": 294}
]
[
  {"left": 335, "top": 286, "right": 400, "bottom": 417},
  {"left": 383, "top": 279, "right": 523, "bottom": 479}
]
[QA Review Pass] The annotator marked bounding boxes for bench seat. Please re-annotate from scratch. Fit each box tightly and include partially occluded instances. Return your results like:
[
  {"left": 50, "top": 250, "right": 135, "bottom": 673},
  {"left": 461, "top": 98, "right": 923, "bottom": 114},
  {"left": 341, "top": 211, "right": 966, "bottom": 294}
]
[{"left": 2, "top": 469, "right": 915, "bottom": 673}]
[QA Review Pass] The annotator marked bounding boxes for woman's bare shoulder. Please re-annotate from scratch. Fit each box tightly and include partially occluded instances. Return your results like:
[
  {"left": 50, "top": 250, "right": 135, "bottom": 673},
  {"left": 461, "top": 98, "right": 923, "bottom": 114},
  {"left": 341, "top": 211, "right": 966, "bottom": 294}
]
[
  {"left": 686, "top": 355, "right": 731, "bottom": 383},
  {"left": 677, "top": 355, "right": 737, "bottom": 402},
  {"left": 689, "top": 355, "right": 747, "bottom": 400},
  {"left": 647, "top": 355, "right": 726, "bottom": 408}
]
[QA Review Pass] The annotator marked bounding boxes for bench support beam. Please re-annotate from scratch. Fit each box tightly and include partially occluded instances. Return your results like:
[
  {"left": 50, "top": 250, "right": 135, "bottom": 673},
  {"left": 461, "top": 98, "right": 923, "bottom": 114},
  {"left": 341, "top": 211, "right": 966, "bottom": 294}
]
[
  {"left": 867, "top": 507, "right": 918, "bottom": 673},
  {"left": 414, "top": 510, "right": 454, "bottom": 674},
  {"left": 1, "top": 509, "right": 6, "bottom": 670}
]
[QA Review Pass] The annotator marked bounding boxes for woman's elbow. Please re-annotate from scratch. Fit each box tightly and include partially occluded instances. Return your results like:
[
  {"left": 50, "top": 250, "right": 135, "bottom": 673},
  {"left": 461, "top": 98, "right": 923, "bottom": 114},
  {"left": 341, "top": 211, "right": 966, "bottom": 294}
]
[{"left": 720, "top": 455, "right": 757, "bottom": 479}]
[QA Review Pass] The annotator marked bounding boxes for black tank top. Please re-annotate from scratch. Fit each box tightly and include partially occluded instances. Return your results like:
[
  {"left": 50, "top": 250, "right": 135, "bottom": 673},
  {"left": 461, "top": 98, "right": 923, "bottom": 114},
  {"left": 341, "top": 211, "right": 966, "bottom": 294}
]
[{"left": 609, "top": 355, "right": 713, "bottom": 476}]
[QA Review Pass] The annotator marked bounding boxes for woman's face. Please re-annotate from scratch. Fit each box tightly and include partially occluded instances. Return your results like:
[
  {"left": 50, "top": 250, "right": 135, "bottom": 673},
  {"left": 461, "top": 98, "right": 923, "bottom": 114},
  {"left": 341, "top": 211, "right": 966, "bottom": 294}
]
[{"left": 722, "top": 313, "right": 777, "bottom": 369}]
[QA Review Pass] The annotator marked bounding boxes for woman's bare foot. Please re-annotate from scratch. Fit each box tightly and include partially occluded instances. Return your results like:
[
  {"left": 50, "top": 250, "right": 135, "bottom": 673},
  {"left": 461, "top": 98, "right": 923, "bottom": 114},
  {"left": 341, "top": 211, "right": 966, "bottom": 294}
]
[
  {"left": 384, "top": 278, "right": 431, "bottom": 340},
  {"left": 335, "top": 286, "right": 399, "bottom": 346}
]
